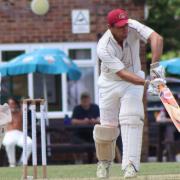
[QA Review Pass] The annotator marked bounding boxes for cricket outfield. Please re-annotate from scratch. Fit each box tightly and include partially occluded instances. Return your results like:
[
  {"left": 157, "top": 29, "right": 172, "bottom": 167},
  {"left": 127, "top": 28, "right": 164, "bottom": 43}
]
[{"left": 0, "top": 162, "right": 180, "bottom": 180}]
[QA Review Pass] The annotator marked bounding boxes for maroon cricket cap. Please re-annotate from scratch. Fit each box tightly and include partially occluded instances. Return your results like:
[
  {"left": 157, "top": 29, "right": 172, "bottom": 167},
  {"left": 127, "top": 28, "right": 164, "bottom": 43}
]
[{"left": 107, "top": 9, "right": 128, "bottom": 27}]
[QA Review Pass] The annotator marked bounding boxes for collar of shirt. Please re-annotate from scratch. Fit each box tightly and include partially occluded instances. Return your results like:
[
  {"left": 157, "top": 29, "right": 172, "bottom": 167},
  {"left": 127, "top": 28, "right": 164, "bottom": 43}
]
[{"left": 107, "top": 29, "right": 128, "bottom": 50}]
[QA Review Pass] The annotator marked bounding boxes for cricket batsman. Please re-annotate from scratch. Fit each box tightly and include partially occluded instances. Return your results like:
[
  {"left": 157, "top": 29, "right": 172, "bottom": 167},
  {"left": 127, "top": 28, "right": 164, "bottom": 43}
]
[{"left": 93, "top": 8, "right": 166, "bottom": 178}]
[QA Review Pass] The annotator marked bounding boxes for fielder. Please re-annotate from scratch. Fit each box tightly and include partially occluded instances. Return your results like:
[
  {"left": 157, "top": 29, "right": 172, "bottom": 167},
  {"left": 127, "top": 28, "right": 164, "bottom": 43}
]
[{"left": 93, "top": 8, "right": 165, "bottom": 178}]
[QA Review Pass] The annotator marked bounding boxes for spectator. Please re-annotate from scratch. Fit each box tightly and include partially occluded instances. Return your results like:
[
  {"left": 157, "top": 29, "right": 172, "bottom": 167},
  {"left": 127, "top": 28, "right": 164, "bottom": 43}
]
[
  {"left": 156, "top": 94, "right": 180, "bottom": 161},
  {"left": 2, "top": 97, "right": 32, "bottom": 167},
  {"left": 71, "top": 92, "right": 100, "bottom": 163},
  {"left": 72, "top": 92, "right": 100, "bottom": 126}
]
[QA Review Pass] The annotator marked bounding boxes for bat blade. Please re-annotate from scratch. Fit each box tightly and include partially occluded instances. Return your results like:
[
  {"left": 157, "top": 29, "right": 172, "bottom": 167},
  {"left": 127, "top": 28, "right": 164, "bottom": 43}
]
[{"left": 158, "top": 84, "right": 180, "bottom": 132}]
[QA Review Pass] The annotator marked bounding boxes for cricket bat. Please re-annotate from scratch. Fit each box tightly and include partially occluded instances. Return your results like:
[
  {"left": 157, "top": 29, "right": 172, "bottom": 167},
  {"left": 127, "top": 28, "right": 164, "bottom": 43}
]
[{"left": 158, "top": 84, "right": 180, "bottom": 132}]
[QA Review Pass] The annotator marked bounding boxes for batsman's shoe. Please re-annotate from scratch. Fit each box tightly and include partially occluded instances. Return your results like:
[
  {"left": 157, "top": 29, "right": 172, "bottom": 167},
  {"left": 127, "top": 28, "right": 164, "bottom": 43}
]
[
  {"left": 96, "top": 161, "right": 111, "bottom": 178},
  {"left": 124, "top": 163, "right": 137, "bottom": 179}
]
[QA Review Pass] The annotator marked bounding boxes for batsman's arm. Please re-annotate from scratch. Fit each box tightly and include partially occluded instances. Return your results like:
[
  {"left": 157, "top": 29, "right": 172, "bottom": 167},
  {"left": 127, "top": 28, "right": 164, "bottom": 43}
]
[
  {"left": 148, "top": 32, "right": 163, "bottom": 63},
  {"left": 128, "top": 19, "right": 163, "bottom": 63},
  {"left": 116, "top": 69, "right": 146, "bottom": 86}
]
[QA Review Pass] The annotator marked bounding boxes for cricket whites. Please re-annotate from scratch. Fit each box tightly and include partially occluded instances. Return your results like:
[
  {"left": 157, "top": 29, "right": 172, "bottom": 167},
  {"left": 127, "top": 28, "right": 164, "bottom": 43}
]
[{"left": 158, "top": 84, "right": 180, "bottom": 132}]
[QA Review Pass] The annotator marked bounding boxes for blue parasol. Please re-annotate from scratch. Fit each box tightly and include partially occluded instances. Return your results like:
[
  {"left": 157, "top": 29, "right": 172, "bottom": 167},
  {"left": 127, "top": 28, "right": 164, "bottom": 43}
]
[
  {"left": 0, "top": 48, "right": 81, "bottom": 80},
  {"left": 160, "top": 57, "right": 180, "bottom": 76}
]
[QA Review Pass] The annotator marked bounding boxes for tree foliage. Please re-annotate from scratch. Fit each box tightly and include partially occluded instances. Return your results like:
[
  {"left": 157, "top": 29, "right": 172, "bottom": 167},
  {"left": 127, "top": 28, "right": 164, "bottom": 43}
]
[{"left": 146, "top": 0, "right": 180, "bottom": 57}]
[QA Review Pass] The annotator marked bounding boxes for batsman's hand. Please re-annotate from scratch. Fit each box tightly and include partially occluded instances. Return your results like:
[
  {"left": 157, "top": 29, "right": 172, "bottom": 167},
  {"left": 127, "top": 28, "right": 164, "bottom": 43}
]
[
  {"left": 150, "top": 62, "right": 165, "bottom": 80},
  {"left": 147, "top": 78, "right": 166, "bottom": 96}
]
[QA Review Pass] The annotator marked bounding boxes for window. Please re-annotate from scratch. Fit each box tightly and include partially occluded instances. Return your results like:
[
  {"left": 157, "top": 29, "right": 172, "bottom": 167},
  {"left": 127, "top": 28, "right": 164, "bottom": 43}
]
[
  {"left": 67, "top": 67, "right": 94, "bottom": 111},
  {"left": 2, "top": 51, "right": 24, "bottom": 62},
  {"left": 1, "top": 50, "right": 27, "bottom": 103},
  {"left": 69, "top": 48, "right": 91, "bottom": 60},
  {"left": 33, "top": 74, "right": 62, "bottom": 111}
]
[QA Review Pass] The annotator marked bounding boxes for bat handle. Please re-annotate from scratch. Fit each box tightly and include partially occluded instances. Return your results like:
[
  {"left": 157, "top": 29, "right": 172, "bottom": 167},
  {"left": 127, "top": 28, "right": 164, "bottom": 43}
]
[{"left": 158, "top": 84, "right": 166, "bottom": 92}]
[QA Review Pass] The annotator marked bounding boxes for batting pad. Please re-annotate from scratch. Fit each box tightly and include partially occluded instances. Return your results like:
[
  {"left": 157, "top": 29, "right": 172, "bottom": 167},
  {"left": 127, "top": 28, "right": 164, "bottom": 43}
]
[
  {"left": 93, "top": 125, "right": 120, "bottom": 161},
  {"left": 121, "top": 118, "right": 143, "bottom": 171}
]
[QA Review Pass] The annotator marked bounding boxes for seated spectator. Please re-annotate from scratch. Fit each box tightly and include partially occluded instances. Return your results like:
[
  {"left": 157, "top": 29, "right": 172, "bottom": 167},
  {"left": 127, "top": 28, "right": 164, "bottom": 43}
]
[
  {"left": 156, "top": 108, "right": 171, "bottom": 123},
  {"left": 2, "top": 97, "right": 32, "bottom": 167},
  {"left": 72, "top": 92, "right": 100, "bottom": 125},
  {"left": 71, "top": 92, "right": 100, "bottom": 163},
  {"left": 72, "top": 92, "right": 100, "bottom": 141},
  {"left": 156, "top": 94, "right": 180, "bottom": 161}
]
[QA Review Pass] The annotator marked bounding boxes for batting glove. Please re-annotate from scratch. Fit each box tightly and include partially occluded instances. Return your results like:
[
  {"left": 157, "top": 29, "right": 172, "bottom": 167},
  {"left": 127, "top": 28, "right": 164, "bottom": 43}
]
[
  {"left": 147, "top": 78, "right": 166, "bottom": 96},
  {"left": 150, "top": 62, "right": 165, "bottom": 80}
]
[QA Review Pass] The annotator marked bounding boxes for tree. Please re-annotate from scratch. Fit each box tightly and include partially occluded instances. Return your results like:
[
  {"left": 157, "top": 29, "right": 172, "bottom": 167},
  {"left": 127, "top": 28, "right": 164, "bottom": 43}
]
[{"left": 146, "top": 0, "right": 180, "bottom": 60}]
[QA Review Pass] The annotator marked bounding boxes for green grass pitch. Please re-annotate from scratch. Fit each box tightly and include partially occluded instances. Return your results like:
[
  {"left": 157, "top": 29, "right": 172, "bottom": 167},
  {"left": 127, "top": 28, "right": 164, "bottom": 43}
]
[{"left": 0, "top": 163, "right": 180, "bottom": 179}]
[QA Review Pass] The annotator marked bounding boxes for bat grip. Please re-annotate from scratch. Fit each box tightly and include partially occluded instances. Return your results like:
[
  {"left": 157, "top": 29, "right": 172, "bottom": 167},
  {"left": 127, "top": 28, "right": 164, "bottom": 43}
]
[{"left": 158, "top": 84, "right": 165, "bottom": 91}]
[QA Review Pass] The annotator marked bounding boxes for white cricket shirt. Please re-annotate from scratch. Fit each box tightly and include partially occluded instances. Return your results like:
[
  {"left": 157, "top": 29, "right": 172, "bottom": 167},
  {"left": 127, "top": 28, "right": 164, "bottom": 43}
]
[{"left": 97, "top": 19, "right": 154, "bottom": 81}]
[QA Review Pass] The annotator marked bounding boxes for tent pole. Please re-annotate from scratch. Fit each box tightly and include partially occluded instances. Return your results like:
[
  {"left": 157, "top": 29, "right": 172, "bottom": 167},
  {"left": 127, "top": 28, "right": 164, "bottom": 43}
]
[{"left": 42, "top": 75, "right": 51, "bottom": 156}]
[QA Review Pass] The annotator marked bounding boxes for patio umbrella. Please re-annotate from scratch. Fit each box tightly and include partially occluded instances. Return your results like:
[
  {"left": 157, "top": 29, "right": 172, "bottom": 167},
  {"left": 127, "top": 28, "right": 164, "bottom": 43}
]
[
  {"left": 0, "top": 48, "right": 81, "bottom": 79},
  {"left": 0, "top": 48, "right": 81, "bottom": 102},
  {"left": 160, "top": 57, "right": 180, "bottom": 76}
]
